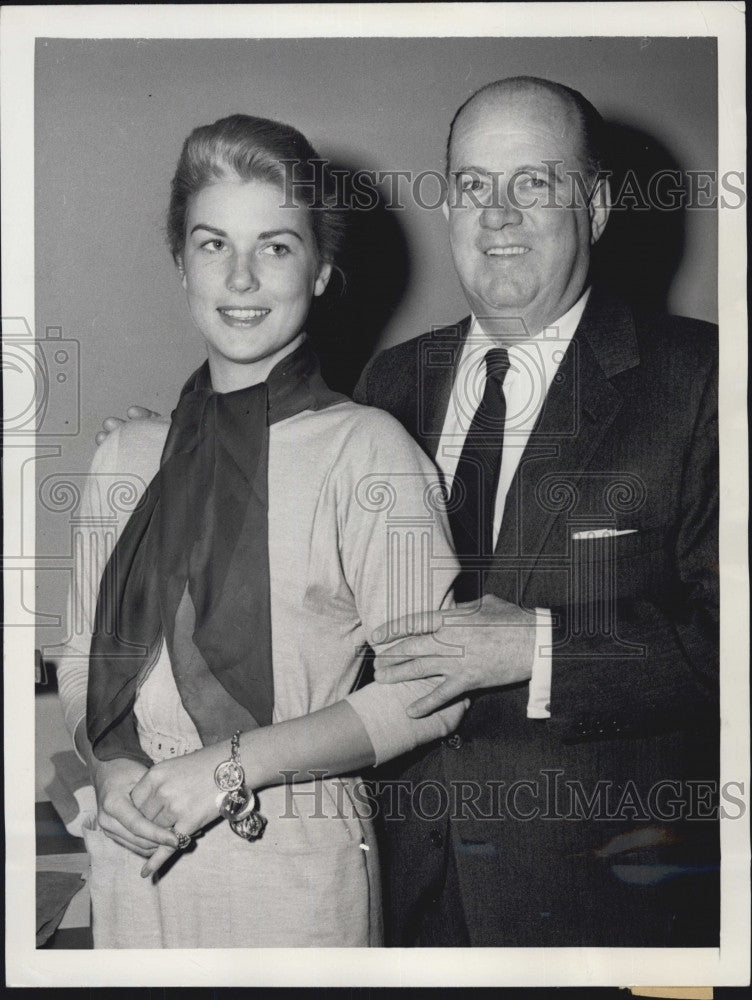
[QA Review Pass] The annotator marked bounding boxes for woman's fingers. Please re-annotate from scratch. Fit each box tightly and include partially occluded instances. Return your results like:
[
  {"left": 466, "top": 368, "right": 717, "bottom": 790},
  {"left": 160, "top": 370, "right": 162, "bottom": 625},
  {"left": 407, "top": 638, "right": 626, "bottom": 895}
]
[
  {"left": 101, "top": 829, "right": 157, "bottom": 858},
  {"left": 128, "top": 770, "right": 179, "bottom": 829},
  {"left": 97, "top": 812, "right": 162, "bottom": 853},
  {"left": 104, "top": 793, "right": 178, "bottom": 848},
  {"left": 140, "top": 843, "right": 176, "bottom": 878}
]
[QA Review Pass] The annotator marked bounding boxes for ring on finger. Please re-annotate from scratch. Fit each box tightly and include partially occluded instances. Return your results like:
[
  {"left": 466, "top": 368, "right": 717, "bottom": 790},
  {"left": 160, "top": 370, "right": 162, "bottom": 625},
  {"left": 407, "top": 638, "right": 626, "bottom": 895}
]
[{"left": 173, "top": 828, "right": 192, "bottom": 850}]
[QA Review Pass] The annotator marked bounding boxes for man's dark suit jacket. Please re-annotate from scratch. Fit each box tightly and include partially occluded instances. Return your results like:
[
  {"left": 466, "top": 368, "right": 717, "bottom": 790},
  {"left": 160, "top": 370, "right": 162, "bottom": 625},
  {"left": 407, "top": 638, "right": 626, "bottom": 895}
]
[{"left": 353, "top": 289, "right": 719, "bottom": 947}]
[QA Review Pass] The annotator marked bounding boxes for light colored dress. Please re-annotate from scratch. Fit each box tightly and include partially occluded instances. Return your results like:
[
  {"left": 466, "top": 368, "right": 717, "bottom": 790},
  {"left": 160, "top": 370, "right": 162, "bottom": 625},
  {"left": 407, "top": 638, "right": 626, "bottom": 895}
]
[{"left": 57, "top": 399, "right": 462, "bottom": 948}]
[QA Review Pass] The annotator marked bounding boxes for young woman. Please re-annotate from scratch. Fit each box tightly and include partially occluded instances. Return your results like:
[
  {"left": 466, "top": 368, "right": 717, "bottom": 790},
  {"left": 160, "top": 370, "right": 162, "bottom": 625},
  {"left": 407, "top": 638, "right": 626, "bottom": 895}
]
[{"left": 56, "top": 114, "right": 464, "bottom": 948}]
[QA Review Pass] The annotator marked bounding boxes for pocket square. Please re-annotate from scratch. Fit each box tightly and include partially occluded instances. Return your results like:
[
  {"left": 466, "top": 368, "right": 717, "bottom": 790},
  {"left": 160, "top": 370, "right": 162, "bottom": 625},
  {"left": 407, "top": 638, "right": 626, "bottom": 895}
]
[{"left": 571, "top": 528, "right": 638, "bottom": 540}]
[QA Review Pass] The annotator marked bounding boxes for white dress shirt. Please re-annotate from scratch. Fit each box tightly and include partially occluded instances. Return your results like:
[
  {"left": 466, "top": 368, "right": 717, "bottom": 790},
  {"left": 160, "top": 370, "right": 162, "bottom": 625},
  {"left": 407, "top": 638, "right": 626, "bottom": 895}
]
[{"left": 435, "top": 289, "right": 591, "bottom": 718}]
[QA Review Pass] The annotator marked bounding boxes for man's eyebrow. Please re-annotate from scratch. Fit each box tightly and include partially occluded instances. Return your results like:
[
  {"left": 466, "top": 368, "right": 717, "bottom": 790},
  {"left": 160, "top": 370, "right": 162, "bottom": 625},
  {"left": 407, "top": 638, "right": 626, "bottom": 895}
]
[
  {"left": 451, "top": 165, "right": 494, "bottom": 177},
  {"left": 452, "top": 164, "right": 556, "bottom": 176}
]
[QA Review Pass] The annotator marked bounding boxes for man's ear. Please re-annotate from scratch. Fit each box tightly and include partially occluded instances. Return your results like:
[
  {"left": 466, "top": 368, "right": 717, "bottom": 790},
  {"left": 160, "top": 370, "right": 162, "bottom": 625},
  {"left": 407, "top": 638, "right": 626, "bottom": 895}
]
[
  {"left": 589, "top": 176, "right": 611, "bottom": 245},
  {"left": 176, "top": 255, "right": 187, "bottom": 290}
]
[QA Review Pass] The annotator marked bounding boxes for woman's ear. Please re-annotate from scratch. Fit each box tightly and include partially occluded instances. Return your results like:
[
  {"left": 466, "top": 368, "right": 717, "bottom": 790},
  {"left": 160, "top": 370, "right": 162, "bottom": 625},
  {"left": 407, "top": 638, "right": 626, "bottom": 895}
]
[
  {"left": 313, "top": 262, "right": 333, "bottom": 298},
  {"left": 176, "top": 255, "right": 187, "bottom": 289}
]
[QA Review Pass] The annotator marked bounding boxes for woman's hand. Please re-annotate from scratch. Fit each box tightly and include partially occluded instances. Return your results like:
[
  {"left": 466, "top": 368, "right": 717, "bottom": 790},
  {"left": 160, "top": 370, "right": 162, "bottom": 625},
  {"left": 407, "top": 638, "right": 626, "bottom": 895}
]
[
  {"left": 130, "top": 743, "right": 226, "bottom": 878},
  {"left": 92, "top": 757, "right": 179, "bottom": 858}
]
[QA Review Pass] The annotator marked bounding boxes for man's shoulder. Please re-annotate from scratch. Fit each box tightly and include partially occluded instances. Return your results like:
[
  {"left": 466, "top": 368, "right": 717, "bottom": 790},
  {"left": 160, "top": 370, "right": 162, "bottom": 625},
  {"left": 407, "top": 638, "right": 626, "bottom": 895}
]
[
  {"left": 627, "top": 306, "right": 718, "bottom": 394},
  {"left": 372, "top": 317, "right": 470, "bottom": 365},
  {"left": 355, "top": 317, "right": 470, "bottom": 405},
  {"left": 632, "top": 305, "right": 717, "bottom": 360},
  {"left": 585, "top": 290, "right": 717, "bottom": 379}
]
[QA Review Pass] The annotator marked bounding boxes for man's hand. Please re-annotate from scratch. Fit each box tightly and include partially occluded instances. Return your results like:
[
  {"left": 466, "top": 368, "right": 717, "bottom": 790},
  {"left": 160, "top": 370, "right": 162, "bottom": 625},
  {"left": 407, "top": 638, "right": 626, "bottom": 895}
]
[
  {"left": 372, "top": 594, "right": 537, "bottom": 717},
  {"left": 130, "top": 742, "right": 226, "bottom": 878},
  {"left": 92, "top": 757, "right": 179, "bottom": 858},
  {"left": 95, "top": 406, "right": 161, "bottom": 446}
]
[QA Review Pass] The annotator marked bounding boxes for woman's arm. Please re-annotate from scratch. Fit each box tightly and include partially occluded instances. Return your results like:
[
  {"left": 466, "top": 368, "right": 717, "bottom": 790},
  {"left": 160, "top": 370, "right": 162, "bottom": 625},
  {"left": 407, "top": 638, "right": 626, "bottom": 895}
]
[
  {"left": 56, "top": 424, "right": 177, "bottom": 855},
  {"left": 135, "top": 410, "right": 466, "bottom": 876},
  {"left": 133, "top": 699, "right": 373, "bottom": 874}
]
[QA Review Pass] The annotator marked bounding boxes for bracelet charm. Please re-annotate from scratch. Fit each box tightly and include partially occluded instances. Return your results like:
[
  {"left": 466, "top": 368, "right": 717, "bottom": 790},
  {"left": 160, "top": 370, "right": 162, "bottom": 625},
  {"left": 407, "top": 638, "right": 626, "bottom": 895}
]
[
  {"left": 214, "top": 759, "right": 244, "bottom": 792},
  {"left": 213, "top": 730, "right": 266, "bottom": 840},
  {"left": 213, "top": 730, "right": 245, "bottom": 792},
  {"left": 232, "top": 810, "right": 267, "bottom": 840}
]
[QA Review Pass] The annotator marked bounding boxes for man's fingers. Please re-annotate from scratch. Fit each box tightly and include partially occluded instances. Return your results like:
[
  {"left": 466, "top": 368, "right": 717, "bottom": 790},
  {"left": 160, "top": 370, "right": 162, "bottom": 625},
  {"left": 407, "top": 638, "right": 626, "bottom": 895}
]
[
  {"left": 374, "top": 658, "right": 443, "bottom": 684},
  {"left": 126, "top": 405, "right": 159, "bottom": 420},
  {"left": 140, "top": 844, "right": 175, "bottom": 878},
  {"left": 406, "top": 686, "right": 470, "bottom": 719},
  {"left": 371, "top": 610, "right": 441, "bottom": 645},
  {"left": 102, "top": 416, "right": 126, "bottom": 432},
  {"left": 373, "top": 632, "right": 447, "bottom": 662}
]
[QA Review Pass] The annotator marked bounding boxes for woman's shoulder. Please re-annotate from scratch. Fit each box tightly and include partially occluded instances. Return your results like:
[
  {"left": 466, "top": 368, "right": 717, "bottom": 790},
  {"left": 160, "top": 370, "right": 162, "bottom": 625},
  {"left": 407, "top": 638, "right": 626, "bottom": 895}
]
[
  {"left": 92, "top": 416, "right": 170, "bottom": 476},
  {"left": 322, "top": 399, "right": 434, "bottom": 472},
  {"left": 327, "top": 399, "right": 415, "bottom": 443}
]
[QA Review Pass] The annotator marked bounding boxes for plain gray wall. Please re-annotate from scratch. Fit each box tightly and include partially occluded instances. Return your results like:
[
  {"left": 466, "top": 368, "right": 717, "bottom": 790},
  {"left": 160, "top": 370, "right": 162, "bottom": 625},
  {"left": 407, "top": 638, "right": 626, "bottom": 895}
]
[{"left": 34, "top": 36, "right": 717, "bottom": 788}]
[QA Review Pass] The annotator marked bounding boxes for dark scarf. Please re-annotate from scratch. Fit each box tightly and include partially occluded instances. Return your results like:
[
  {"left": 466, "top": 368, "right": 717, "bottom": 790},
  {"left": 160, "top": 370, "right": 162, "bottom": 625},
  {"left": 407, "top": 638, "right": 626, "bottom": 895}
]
[{"left": 87, "top": 340, "right": 344, "bottom": 765}]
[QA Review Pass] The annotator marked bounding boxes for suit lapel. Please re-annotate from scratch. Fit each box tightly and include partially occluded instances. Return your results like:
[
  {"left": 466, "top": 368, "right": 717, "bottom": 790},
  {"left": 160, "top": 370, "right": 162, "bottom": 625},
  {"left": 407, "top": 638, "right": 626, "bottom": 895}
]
[
  {"left": 488, "top": 292, "right": 640, "bottom": 600},
  {"left": 415, "top": 317, "right": 470, "bottom": 461}
]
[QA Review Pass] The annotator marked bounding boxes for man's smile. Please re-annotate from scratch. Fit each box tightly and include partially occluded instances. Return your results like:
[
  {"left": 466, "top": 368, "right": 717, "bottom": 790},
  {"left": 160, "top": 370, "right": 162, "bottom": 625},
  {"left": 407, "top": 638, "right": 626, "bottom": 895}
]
[{"left": 484, "top": 246, "right": 530, "bottom": 257}]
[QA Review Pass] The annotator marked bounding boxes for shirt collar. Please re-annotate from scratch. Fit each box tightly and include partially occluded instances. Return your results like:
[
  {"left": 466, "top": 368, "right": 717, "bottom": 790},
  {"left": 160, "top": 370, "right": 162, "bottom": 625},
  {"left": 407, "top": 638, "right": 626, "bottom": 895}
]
[{"left": 467, "top": 286, "right": 591, "bottom": 369}]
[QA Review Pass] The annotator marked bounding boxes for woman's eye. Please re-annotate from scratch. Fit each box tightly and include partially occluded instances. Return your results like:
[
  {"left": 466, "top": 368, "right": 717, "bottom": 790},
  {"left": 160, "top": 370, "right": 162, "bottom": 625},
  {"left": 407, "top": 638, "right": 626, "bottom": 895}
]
[
  {"left": 261, "top": 243, "right": 291, "bottom": 257},
  {"left": 201, "top": 238, "right": 226, "bottom": 253}
]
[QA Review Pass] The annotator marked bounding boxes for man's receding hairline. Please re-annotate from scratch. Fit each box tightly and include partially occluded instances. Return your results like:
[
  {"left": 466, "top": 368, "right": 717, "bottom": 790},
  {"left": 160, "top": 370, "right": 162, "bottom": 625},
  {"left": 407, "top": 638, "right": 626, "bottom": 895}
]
[{"left": 447, "top": 76, "right": 599, "bottom": 174}]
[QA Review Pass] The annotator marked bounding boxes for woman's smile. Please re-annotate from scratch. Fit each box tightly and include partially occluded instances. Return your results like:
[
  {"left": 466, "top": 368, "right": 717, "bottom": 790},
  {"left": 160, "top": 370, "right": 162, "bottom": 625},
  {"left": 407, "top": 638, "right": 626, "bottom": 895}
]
[{"left": 216, "top": 306, "right": 272, "bottom": 328}]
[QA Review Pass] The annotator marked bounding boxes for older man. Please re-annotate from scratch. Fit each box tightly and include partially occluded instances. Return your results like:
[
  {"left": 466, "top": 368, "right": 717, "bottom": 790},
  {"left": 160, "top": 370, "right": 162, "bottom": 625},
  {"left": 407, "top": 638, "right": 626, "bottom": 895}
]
[
  {"left": 356, "top": 77, "right": 719, "bottom": 947},
  {"left": 98, "top": 76, "right": 719, "bottom": 948}
]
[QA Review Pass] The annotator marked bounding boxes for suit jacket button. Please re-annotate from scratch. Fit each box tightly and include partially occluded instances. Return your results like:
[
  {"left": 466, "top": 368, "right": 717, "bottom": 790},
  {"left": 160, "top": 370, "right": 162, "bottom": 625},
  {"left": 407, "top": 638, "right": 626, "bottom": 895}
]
[
  {"left": 429, "top": 829, "right": 443, "bottom": 847},
  {"left": 445, "top": 734, "right": 463, "bottom": 750}
]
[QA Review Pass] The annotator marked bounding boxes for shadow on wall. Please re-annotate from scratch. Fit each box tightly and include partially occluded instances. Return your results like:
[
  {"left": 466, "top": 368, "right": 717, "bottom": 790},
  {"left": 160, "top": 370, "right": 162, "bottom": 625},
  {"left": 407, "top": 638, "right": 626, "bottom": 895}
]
[
  {"left": 307, "top": 159, "right": 411, "bottom": 396},
  {"left": 592, "top": 122, "right": 688, "bottom": 314}
]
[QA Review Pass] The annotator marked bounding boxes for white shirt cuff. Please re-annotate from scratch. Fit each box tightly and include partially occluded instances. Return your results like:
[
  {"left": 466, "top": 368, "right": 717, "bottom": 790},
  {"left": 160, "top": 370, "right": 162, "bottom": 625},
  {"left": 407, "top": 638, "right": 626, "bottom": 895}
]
[{"left": 526, "top": 608, "right": 552, "bottom": 719}]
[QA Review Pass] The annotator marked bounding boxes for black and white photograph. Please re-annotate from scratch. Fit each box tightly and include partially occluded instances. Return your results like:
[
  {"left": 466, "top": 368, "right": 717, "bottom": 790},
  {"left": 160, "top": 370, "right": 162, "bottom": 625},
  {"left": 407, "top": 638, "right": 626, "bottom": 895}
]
[{"left": 2, "top": 1, "right": 748, "bottom": 988}]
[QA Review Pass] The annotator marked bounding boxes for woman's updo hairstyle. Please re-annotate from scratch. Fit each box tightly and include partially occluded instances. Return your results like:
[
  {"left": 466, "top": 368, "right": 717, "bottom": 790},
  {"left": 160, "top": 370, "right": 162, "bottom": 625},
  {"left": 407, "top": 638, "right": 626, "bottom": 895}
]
[{"left": 167, "top": 114, "right": 346, "bottom": 267}]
